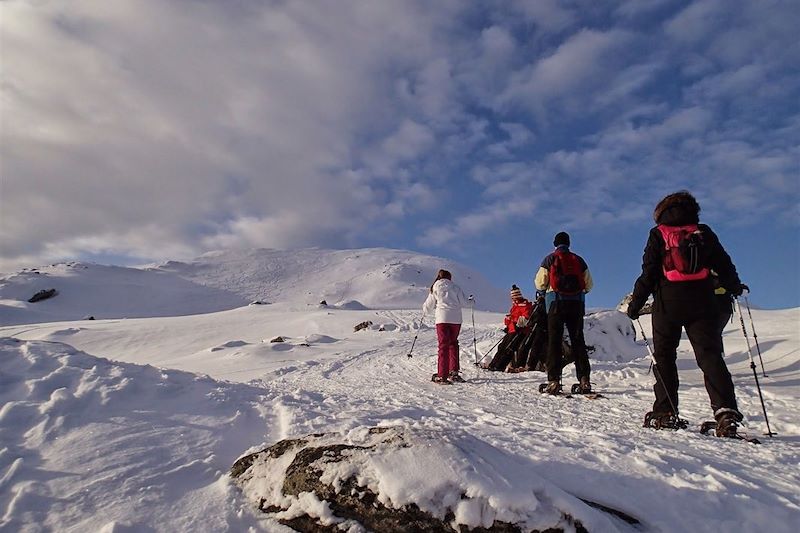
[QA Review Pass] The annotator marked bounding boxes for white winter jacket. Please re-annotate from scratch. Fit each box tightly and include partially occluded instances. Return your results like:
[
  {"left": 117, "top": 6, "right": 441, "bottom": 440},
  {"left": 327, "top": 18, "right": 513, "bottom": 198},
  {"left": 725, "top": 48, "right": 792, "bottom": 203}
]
[{"left": 422, "top": 279, "right": 470, "bottom": 324}]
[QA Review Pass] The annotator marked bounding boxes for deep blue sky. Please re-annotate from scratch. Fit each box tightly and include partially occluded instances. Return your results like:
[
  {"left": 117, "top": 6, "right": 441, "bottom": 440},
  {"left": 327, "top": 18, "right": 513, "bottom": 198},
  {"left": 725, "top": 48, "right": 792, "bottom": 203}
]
[{"left": 2, "top": 0, "right": 798, "bottom": 309}]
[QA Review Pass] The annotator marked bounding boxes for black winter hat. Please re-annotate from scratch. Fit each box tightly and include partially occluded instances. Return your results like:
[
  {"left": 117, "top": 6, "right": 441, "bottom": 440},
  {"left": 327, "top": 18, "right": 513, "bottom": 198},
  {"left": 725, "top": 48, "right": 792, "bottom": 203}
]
[{"left": 553, "top": 232, "right": 570, "bottom": 247}]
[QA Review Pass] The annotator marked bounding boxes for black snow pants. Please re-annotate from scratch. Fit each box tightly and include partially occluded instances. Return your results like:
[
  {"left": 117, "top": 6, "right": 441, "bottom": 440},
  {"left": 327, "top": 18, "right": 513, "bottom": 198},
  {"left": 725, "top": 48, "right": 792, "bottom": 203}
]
[
  {"left": 487, "top": 332, "right": 524, "bottom": 370},
  {"left": 546, "top": 299, "right": 589, "bottom": 382},
  {"left": 714, "top": 293, "right": 733, "bottom": 354},
  {"left": 651, "top": 301, "right": 738, "bottom": 414}
]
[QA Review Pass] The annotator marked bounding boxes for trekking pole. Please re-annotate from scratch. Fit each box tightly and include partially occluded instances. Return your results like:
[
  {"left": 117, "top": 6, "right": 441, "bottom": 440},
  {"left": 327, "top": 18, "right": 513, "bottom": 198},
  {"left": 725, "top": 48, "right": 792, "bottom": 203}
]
[
  {"left": 469, "top": 295, "right": 478, "bottom": 365},
  {"left": 636, "top": 319, "right": 682, "bottom": 422},
  {"left": 734, "top": 298, "right": 775, "bottom": 437},
  {"left": 742, "top": 293, "right": 767, "bottom": 377},
  {"left": 475, "top": 336, "right": 504, "bottom": 366},
  {"left": 407, "top": 314, "right": 424, "bottom": 358}
]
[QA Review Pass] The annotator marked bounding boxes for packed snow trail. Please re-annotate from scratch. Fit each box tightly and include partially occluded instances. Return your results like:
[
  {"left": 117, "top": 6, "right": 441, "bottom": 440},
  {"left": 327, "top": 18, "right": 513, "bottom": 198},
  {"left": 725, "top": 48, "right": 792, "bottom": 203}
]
[{"left": 250, "top": 310, "right": 799, "bottom": 532}]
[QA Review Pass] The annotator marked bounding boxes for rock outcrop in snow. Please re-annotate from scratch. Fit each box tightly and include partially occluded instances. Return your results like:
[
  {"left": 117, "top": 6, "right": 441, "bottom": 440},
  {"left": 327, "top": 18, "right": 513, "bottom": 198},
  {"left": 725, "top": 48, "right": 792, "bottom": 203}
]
[{"left": 231, "top": 426, "right": 615, "bottom": 532}]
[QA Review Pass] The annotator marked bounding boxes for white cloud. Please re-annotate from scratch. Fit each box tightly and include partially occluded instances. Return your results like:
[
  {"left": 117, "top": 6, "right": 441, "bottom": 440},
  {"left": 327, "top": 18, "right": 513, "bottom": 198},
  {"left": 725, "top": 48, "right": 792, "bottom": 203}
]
[
  {"left": 0, "top": 0, "right": 459, "bottom": 269},
  {"left": 1, "top": 0, "right": 797, "bottom": 270},
  {"left": 498, "top": 29, "right": 637, "bottom": 119},
  {"left": 419, "top": 198, "right": 536, "bottom": 247}
]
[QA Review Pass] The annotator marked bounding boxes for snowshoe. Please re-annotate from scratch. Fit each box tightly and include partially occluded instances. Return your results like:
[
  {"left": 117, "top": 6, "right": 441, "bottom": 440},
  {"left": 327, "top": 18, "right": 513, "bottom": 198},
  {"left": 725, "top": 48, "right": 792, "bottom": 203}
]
[
  {"left": 643, "top": 411, "right": 688, "bottom": 430},
  {"left": 447, "top": 371, "right": 466, "bottom": 383},
  {"left": 539, "top": 381, "right": 562, "bottom": 395},
  {"left": 699, "top": 420, "right": 761, "bottom": 444},
  {"left": 570, "top": 380, "right": 592, "bottom": 394},
  {"left": 431, "top": 374, "right": 451, "bottom": 385}
]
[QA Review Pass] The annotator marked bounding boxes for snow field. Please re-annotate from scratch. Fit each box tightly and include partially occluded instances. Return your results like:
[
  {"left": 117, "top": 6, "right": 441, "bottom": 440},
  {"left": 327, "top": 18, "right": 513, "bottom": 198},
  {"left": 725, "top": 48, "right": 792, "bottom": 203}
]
[{"left": 3, "top": 305, "right": 797, "bottom": 531}]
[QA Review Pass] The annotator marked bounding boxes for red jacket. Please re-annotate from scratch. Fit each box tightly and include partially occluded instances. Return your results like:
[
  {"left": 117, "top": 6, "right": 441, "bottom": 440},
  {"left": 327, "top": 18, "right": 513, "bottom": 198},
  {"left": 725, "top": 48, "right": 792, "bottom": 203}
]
[{"left": 504, "top": 299, "right": 533, "bottom": 334}]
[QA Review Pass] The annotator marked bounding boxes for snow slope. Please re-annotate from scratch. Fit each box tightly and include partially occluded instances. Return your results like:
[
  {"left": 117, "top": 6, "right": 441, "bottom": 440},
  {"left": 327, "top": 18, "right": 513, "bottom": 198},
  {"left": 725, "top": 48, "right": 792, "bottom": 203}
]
[
  {"left": 0, "top": 262, "right": 248, "bottom": 326},
  {"left": 0, "top": 248, "right": 509, "bottom": 327},
  {"left": 2, "top": 299, "right": 798, "bottom": 532},
  {"left": 154, "top": 247, "right": 508, "bottom": 311}
]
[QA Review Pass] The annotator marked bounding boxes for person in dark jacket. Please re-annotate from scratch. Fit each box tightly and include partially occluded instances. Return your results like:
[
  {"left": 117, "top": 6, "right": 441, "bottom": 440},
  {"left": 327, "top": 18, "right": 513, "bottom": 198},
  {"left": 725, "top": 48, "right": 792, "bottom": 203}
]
[
  {"left": 535, "top": 232, "right": 593, "bottom": 394},
  {"left": 627, "top": 191, "right": 747, "bottom": 437},
  {"left": 482, "top": 285, "right": 533, "bottom": 371},
  {"left": 509, "top": 291, "right": 549, "bottom": 372}
]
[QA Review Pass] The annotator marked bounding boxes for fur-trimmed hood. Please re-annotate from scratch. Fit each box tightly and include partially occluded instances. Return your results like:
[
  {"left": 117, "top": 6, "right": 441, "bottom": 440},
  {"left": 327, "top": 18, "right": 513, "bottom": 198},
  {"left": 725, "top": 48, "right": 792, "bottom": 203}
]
[{"left": 653, "top": 191, "right": 700, "bottom": 226}]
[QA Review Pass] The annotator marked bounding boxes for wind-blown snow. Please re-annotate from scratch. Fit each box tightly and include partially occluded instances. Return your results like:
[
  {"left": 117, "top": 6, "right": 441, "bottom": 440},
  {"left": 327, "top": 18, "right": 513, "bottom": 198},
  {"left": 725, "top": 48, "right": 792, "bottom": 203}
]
[{"left": 0, "top": 249, "right": 798, "bottom": 532}]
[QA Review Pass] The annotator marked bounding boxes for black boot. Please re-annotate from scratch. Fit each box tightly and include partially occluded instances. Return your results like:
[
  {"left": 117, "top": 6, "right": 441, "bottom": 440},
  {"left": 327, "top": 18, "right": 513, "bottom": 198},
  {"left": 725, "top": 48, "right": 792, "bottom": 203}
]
[
  {"left": 447, "top": 371, "right": 466, "bottom": 383},
  {"left": 714, "top": 408, "right": 743, "bottom": 438},
  {"left": 643, "top": 411, "right": 688, "bottom": 430},
  {"left": 539, "top": 381, "right": 561, "bottom": 395}
]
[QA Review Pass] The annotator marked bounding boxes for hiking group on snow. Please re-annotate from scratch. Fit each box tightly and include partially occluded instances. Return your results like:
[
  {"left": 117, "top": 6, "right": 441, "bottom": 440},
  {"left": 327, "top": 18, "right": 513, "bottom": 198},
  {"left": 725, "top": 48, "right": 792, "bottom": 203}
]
[{"left": 421, "top": 191, "right": 756, "bottom": 440}]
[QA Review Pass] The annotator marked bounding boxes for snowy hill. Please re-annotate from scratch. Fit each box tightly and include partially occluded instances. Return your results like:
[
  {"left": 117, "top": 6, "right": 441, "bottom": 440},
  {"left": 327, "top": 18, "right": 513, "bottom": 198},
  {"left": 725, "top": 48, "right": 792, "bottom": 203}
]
[
  {"left": 0, "top": 262, "right": 247, "bottom": 326},
  {"left": 155, "top": 247, "right": 508, "bottom": 311},
  {"left": 0, "top": 248, "right": 508, "bottom": 326}
]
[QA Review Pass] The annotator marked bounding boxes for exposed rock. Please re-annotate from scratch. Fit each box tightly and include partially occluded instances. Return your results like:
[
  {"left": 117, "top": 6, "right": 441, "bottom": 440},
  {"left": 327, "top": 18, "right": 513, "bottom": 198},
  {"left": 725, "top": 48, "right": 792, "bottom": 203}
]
[
  {"left": 319, "top": 300, "right": 328, "bottom": 306},
  {"left": 83, "top": 315, "right": 96, "bottom": 320},
  {"left": 353, "top": 321, "right": 373, "bottom": 332},
  {"left": 270, "top": 336, "right": 286, "bottom": 343},
  {"left": 231, "top": 426, "right": 596, "bottom": 533},
  {"left": 28, "top": 288, "right": 58, "bottom": 303}
]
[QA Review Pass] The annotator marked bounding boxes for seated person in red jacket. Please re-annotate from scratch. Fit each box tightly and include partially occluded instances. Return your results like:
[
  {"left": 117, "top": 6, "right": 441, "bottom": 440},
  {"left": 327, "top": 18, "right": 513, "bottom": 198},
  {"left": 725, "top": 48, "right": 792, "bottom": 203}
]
[{"left": 482, "top": 285, "right": 533, "bottom": 371}]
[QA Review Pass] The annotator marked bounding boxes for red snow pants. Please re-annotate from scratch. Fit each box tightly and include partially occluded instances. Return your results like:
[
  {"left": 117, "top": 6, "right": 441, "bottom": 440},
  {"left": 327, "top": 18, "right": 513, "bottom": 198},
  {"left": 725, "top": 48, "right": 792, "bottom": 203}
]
[{"left": 436, "top": 323, "right": 461, "bottom": 378}]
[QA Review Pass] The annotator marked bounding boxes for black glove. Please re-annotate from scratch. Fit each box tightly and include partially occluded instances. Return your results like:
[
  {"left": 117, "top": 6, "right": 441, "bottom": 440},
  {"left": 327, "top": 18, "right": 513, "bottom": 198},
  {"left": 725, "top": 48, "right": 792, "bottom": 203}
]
[
  {"left": 626, "top": 305, "right": 640, "bottom": 320},
  {"left": 502, "top": 327, "right": 508, "bottom": 334},
  {"left": 730, "top": 283, "right": 748, "bottom": 297}
]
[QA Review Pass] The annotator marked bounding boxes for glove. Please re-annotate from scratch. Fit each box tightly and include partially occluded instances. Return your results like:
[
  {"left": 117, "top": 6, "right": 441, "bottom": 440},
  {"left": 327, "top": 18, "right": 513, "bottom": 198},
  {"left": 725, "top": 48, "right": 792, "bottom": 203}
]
[
  {"left": 626, "top": 305, "right": 640, "bottom": 320},
  {"left": 730, "top": 283, "right": 748, "bottom": 297},
  {"left": 516, "top": 316, "right": 529, "bottom": 328},
  {"left": 502, "top": 327, "right": 508, "bottom": 334}
]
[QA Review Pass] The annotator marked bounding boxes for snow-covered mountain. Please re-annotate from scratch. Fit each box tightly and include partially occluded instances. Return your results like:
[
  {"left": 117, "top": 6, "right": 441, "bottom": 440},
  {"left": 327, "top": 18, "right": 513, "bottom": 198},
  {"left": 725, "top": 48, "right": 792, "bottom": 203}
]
[
  {"left": 0, "top": 248, "right": 508, "bottom": 326},
  {"left": 155, "top": 247, "right": 508, "bottom": 311}
]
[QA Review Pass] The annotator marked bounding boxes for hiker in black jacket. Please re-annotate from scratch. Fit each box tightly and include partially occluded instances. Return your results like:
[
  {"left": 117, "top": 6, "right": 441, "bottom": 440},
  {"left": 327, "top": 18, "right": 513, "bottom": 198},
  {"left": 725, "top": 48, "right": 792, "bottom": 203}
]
[
  {"left": 535, "top": 232, "right": 593, "bottom": 394},
  {"left": 627, "top": 191, "right": 747, "bottom": 437}
]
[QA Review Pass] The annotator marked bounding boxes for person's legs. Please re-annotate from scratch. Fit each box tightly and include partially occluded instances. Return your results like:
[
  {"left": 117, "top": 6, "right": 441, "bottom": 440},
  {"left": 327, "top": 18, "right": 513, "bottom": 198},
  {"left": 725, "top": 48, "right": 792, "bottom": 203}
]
[
  {"left": 435, "top": 323, "right": 450, "bottom": 378},
  {"left": 716, "top": 311, "right": 732, "bottom": 355},
  {"left": 546, "top": 303, "right": 565, "bottom": 382},
  {"left": 651, "top": 311, "right": 683, "bottom": 414},
  {"left": 448, "top": 323, "right": 462, "bottom": 374},
  {"left": 487, "top": 333, "right": 516, "bottom": 370},
  {"left": 512, "top": 328, "right": 534, "bottom": 369},
  {"left": 526, "top": 316, "right": 548, "bottom": 370},
  {"left": 685, "top": 317, "right": 739, "bottom": 414},
  {"left": 564, "top": 302, "right": 589, "bottom": 382}
]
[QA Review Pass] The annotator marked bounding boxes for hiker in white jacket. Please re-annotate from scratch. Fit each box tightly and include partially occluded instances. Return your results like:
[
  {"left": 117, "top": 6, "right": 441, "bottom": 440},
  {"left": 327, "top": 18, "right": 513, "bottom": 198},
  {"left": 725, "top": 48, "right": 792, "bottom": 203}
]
[{"left": 422, "top": 269, "right": 471, "bottom": 384}]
